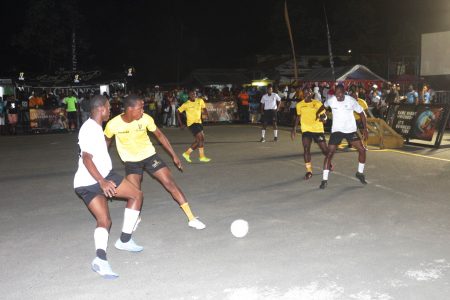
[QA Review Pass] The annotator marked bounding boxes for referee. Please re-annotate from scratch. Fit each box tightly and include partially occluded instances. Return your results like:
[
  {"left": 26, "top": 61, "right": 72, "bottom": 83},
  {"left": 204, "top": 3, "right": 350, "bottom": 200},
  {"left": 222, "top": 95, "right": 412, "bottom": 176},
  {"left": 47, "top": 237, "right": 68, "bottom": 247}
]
[{"left": 260, "top": 85, "right": 281, "bottom": 142}]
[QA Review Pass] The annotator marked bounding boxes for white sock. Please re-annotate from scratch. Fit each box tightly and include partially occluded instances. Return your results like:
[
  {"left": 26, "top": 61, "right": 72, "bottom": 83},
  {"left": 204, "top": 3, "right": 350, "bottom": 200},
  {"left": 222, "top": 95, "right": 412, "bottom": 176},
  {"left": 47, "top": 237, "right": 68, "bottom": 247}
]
[
  {"left": 94, "top": 227, "right": 109, "bottom": 252},
  {"left": 323, "top": 169, "right": 330, "bottom": 180},
  {"left": 122, "top": 208, "right": 140, "bottom": 234},
  {"left": 358, "top": 163, "right": 365, "bottom": 173},
  {"left": 274, "top": 130, "right": 278, "bottom": 137},
  {"left": 262, "top": 130, "right": 266, "bottom": 138}
]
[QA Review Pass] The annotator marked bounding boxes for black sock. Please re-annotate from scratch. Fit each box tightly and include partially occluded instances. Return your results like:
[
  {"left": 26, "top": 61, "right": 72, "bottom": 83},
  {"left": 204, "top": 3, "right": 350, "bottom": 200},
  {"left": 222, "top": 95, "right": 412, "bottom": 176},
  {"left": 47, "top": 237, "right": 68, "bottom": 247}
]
[
  {"left": 96, "top": 249, "right": 107, "bottom": 260},
  {"left": 120, "top": 232, "right": 131, "bottom": 243}
]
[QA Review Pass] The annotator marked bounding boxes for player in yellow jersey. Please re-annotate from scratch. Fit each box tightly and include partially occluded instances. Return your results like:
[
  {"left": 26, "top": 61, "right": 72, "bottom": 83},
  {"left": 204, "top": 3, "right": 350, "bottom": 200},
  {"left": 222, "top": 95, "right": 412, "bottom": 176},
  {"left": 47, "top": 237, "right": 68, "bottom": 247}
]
[
  {"left": 104, "top": 95, "right": 206, "bottom": 230},
  {"left": 291, "top": 87, "right": 329, "bottom": 180},
  {"left": 176, "top": 90, "right": 211, "bottom": 163},
  {"left": 349, "top": 89, "right": 370, "bottom": 148}
]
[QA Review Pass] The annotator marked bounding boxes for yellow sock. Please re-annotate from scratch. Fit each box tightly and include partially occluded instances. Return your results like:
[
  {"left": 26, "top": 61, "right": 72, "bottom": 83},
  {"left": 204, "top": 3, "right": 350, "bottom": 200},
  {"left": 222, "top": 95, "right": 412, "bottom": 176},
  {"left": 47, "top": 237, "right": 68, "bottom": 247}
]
[
  {"left": 185, "top": 148, "right": 193, "bottom": 155},
  {"left": 305, "top": 162, "right": 312, "bottom": 173},
  {"left": 199, "top": 147, "right": 205, "bottom": 158},
  {"left": 180, "top": 203, "right": 195, "bottom": 221}
]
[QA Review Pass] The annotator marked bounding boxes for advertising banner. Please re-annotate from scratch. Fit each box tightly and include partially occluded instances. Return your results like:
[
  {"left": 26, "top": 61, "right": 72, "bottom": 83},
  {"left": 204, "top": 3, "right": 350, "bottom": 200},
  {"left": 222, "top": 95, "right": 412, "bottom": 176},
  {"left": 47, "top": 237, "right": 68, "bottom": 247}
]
[
  {"left": 29, "top": 108, "right": 68, "bottom": 131},
  {"left": 203, "top": 101, "right": 237, "bottom": 122}
]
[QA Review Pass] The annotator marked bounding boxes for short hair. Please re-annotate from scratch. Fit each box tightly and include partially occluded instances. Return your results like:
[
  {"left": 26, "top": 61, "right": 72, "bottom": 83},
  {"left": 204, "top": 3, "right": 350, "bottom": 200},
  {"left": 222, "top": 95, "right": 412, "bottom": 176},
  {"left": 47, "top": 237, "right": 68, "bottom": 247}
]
[
  {"left": 123, "top": 94, "right": 142, "bottom": 110},
  {"left": 336, "top": 84, "right": 345, "bottom": 91},
  {"left": 89, "top": 95, "right": 107, "bottom": 112}
]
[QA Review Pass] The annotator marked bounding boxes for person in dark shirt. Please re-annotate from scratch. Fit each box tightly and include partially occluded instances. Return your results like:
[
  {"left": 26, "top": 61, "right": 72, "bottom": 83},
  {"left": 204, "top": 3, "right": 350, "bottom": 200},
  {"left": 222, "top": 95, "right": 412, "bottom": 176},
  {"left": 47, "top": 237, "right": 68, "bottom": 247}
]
[{"left": 6, "top": 96, "right": 20, "bottom": 135}]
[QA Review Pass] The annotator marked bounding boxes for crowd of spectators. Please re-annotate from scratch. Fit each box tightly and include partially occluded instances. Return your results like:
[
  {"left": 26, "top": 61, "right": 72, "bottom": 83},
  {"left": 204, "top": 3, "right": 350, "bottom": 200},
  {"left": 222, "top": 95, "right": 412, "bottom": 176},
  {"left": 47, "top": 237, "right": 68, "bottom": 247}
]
[{"left": 0, "top": 81, "right": 437, "bottom": 135}]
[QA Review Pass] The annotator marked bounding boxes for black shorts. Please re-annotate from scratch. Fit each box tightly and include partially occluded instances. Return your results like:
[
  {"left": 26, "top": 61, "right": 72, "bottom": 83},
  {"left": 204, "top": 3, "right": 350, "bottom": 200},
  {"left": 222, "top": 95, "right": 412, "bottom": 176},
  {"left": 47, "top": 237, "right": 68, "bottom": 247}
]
[
  {"left": 67, "top": 111, "right": 77, "bottom": 122},
  {"left": 188, "top": 123, "right": 204, "bottom": 136},
  {"left": 302, "top": 132, "right": 326, "bottom": 144},
  {"left": 329, "top": 132, "right": 360, "bottom": 145},
  {"left": 124, "top": 154, "right": 167, "bottom": 176},
  {"left": 74, "top": 172, "right": 123, "bottom": 206},
  {"left": 262, "top": 109, "right": 278, "bottom": 124}
]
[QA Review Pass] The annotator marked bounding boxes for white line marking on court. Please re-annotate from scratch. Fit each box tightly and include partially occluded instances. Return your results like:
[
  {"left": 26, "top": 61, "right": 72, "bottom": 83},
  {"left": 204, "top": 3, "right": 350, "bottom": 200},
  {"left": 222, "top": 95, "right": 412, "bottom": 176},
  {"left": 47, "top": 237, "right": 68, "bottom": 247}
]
[{"left": 371, "top": 149, "right": 450, "bottom": 163}]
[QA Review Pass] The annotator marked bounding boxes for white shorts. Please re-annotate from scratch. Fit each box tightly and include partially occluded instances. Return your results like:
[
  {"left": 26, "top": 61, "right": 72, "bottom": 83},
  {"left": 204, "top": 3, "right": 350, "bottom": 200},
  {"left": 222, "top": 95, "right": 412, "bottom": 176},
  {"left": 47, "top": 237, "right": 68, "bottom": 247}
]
[{"left": 0, "top": 116, "right": 5, "bottom": 125}]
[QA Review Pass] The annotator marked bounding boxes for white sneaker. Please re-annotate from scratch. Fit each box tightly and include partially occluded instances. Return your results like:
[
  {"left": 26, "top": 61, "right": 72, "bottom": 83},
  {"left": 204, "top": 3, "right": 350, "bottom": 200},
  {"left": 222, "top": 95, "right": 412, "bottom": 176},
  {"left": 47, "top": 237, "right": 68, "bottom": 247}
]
[
  {"left": 91, "top": 257, "right": 118, "bottom": 279},
  {"left": 114, "top": 238, "right": 144, "bottom": 252},
  {"left": 188, "top": 218, "right": 206, "bottom": 230}
]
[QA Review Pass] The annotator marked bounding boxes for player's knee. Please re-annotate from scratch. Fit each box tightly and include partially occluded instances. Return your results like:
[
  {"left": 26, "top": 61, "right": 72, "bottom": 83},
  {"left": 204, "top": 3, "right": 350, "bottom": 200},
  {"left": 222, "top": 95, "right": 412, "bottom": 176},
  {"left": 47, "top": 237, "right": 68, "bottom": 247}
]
[{"left": 97, "top": 217, "right": 112, "bottom": 229}]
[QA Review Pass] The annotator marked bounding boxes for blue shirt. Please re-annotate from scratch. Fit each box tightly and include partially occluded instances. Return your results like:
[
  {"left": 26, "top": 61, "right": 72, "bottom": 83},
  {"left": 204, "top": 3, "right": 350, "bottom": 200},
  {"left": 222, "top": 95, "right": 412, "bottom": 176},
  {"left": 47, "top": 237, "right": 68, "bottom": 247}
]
[
  {"left": 423, "top": 92, "right": 431, "bottom": 104},
  {"left": 406, "top": 91, "right": 418, "bottom": 104}
]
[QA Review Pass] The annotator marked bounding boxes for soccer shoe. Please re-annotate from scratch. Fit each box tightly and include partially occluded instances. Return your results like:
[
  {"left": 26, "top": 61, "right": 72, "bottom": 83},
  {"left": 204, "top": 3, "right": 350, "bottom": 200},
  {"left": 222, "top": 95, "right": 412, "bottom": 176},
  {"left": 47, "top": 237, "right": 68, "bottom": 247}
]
[
  {"left": 188, "top": 218, "right": 206, "bottom": 230},
  {"left": 199, "top": 156, "right": 211, "bottom": 162},
  {"left": 182, "top": 152, "right": 192, "bottom": 163},
  {"left": 114, "top": 238, "right": 144, "bottom": 252},
  {"left": 91, "top": 257, "right": 118, "bottom": 279},
  {"left": 274, "top": 137, "right": 278, "bottom": 142},
  {"left": 260, "top": 137, "right": 266, "bottom": 143},
  {"left": 355, "top": 172, "right": 367, "bottom": 184},
  {"left": 319, "top": 180, "right": 328, "bottom": 189},
  {"left": 304, "top": 172, "right": 313, "bottom": 180}
]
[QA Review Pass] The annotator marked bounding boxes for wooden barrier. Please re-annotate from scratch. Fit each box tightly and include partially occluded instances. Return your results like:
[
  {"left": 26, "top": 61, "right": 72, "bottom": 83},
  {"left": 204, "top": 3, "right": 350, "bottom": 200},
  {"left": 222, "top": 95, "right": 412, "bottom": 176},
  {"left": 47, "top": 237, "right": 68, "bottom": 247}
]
[{"left": 366, "top": 117, "right": 404, "bottom": 149}]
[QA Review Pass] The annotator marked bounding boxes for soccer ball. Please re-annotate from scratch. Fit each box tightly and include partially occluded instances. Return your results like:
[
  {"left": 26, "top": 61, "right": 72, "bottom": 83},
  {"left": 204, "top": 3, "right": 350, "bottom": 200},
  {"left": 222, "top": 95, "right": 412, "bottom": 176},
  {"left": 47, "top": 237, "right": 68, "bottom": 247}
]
[{"left": 230, "top": 219, "right": 249, "bottom": 238}]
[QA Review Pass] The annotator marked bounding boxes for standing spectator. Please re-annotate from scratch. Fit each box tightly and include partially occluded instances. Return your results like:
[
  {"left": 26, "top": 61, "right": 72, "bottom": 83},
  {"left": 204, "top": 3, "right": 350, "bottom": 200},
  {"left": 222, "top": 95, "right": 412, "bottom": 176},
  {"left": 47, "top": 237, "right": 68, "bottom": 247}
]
[
  {"left": 154, "top": 85, "right": 163, "bottom": 124},
  {"left": 63, "top": 91, "right": 79, "bottom": 131},
  {"left": 288, "top": 86, "right": 298, "bottom": 122},
  {"left": 237, "top": 89, "right": 250, "bottom": 123},
  {"left": 422, "top": 84, "right": 431, "bottom": 104},
  {"left": 0, "top": 96, "right": 5, "bottom": 135},
  {"left": 79, "top": 94, "right": 91, "bottom": 124},
  {"left": 313, "top": 86, "right": 322, "bottom": 102},
  {"left": 406, "top": 85, "right": 419, "bottom": 105},
  {"left": 167, "top": 92, "right": 178, "bottom": 127},
  {"left": 29, "top": 91, "right": 44, "bottom": 108},
  {"left": 6, "top": 96, "right": 20, "bottom": 135},
  {"left": 148, "top": 95, "right": 157, "bottom": 119},
  {"left": 386, "top": 84, "right": 399, "bottom": 106},
  {"left": 110, "top": 94, "right": 122, "bottom": 118}
]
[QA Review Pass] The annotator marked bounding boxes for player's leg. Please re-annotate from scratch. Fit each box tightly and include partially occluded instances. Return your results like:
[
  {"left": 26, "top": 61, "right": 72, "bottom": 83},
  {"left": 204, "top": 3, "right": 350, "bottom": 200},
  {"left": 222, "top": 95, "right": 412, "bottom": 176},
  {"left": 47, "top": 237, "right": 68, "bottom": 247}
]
[
  {"left": 302, "top": 134, "right": 313, "bottom": 179},
  {"left": 151, "top": 166, "right": 206, "bottom": 229},
  {"left": 273, "top": 111, "right": 278, "bottom": 141},
  {"left": 183, "top": 125, "right": 199, "bottom": 163},
  {"left": 114, "top": 177, "right": 145, "bottom": 252},
  {"left": 260, "top": 113, "right": 267, "bottom": 142},
  {"left": 197, "top": 131, "right": 211, "bottom": 162},
  {"left": 85, "top": 194, "right": 118, "bottom": 279},
  {"left": 316, "top": 135, "right": 333, "bottom": 170},
  {"left": 320, "top": 132, "right": 341, "bottom": 189},
  {"left": 350, "top": 137, "right": 368, "bottom": 184}
]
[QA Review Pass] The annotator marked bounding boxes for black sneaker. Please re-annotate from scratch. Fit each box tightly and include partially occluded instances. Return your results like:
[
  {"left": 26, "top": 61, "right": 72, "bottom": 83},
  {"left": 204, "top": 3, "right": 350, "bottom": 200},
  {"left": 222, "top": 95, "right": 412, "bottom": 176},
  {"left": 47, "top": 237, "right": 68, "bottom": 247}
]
[
  {"left": 319, "top": 180, "right": 328, "bottom": 189},
  {"left": 304, "top": 172, "right": 313, "bottom": 180},
  {"left": 274, "top": 137, "right": 278, "bottom": 142},
  {"left": 260, "top": 137, "right": 266, "bottom": 143},
  {"left": 355, "top": 172, "right": 367, "bottom": 184}
]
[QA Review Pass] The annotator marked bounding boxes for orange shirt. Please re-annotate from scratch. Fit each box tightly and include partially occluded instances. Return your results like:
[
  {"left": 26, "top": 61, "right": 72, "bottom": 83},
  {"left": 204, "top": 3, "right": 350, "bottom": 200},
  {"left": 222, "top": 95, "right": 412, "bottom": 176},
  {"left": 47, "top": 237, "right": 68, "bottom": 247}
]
[
  {"left": 29, "top": 96, "right": 44, "bottom": 107},
  {"left": 238, "top": 92, "right": 249, "bottom": 106}
]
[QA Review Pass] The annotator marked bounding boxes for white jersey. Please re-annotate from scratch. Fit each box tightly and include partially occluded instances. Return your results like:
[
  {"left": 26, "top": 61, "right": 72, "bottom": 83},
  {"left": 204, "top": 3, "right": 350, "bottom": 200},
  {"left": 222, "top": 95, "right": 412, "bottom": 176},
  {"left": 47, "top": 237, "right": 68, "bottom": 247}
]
[
  {"left": 260, "top": 93, "right": 281, "bottom": 110},
  {"left": 325, "top": 95, "right": 363, "bottom": 133},
  {"left": 74, "top": 118, "right": 113, "bottom": 188}
]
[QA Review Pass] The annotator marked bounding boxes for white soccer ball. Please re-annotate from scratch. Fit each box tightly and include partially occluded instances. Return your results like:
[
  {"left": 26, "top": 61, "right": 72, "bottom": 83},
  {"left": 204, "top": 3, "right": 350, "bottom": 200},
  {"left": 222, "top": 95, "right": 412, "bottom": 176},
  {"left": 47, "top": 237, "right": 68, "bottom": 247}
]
[{"left": 230, "top": 219, "right": 249, "bottom": 238}]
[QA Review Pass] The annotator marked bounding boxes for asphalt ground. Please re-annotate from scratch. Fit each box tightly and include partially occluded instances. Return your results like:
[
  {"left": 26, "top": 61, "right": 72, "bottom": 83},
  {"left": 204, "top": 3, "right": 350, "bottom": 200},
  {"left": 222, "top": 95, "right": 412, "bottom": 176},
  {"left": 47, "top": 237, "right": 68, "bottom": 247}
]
[{"left": 1, "top": 125, "right": 450, "bottom": 299}]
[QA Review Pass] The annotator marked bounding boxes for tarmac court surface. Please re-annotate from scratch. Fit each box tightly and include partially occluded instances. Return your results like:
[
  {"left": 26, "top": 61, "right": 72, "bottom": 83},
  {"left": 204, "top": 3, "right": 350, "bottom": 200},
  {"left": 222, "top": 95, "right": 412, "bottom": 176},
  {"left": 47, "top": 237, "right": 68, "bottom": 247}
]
[{"left": 1, "top": 125, "right": 450, "bottom": 299}]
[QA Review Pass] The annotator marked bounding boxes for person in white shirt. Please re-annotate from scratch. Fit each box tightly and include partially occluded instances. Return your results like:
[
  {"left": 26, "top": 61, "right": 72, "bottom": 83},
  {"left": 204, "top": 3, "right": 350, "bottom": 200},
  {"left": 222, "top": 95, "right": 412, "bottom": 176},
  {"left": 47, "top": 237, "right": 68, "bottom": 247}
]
[
  {"left": 260, "top": 85, "right": 281, "bottom": 142},
  {"left": 317, "top": 84, "right": 369, "bottom": 189},
  {"left": 74, "top": 95, "right": 144, "bottom": 279}
]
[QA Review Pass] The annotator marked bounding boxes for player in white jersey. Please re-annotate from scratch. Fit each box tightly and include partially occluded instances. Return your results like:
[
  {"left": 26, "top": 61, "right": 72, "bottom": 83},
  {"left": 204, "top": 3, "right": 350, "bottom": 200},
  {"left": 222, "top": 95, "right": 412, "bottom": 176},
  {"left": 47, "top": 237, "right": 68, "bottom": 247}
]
[{"left": 317, "top": 84, "right": 369, "bottom": 189}]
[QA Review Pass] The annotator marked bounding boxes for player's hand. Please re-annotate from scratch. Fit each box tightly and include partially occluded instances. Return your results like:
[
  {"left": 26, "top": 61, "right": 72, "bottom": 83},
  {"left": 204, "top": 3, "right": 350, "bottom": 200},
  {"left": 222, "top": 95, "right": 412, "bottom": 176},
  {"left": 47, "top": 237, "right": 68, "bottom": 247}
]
[
  {"left": 173, "top": 156, "right": 183, "bottom": 172},
  {"left": 99, "top": 179, "right": 117, "bottom": 198},
  {"left": 290, "top": 130, "right": 296, "bottom": 141}
]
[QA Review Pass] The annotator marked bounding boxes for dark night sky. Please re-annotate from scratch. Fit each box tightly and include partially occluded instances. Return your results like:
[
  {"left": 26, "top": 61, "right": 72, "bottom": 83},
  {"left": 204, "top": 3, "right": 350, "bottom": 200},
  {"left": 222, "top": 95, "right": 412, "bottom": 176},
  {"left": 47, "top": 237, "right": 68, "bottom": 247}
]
[{"left": 1, "top": 0, "right": 450, "bottom": 83}]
